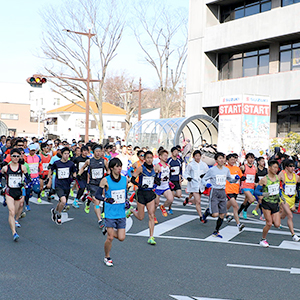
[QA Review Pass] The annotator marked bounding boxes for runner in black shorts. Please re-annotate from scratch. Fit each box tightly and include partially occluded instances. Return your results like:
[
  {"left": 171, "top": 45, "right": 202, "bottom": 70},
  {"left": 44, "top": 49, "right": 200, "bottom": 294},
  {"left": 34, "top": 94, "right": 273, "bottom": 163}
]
[
  {"left": 128, "top": 151, "right": 159, "bottom": 245},
  {"left": 0, "top": 148, "right": 29, "bottom": 241},
  {"left": 47, "top": 147, "right": 77, "bottom": 225}
]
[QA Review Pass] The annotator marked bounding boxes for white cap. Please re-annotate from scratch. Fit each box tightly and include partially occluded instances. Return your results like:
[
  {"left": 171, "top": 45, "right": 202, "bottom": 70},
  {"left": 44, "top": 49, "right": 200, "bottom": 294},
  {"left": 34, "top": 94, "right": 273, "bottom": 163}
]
[{"left": 28, "top": 144, "right": 36, "bottom": 151}]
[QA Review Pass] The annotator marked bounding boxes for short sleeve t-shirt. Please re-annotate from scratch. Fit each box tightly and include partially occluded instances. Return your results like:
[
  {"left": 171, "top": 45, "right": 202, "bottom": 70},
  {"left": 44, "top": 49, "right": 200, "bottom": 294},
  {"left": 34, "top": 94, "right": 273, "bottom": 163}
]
[{"left": 51, "top": 160, "right": 76, "bottom": 189}]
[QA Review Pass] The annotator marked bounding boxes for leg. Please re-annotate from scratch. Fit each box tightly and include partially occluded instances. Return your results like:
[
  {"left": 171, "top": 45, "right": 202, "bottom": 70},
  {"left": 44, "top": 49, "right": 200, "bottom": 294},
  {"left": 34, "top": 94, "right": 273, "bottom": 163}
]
[
  {"left": 271, "top": 212, "right": 281, "bottom": 228},
  {"left": 92, "top": 197, "right": 102, "bottom": 221},
  {"left": 262, "top": 208, "right": 272, "bottom": 239},
  {"left": 56, "top": 196, "right": 67, "bottom": 213},
  {"left": 146, "top": 200, "right": 155, "bottom": 237},
  {"left": 15, "top": 197, "right": 24, "bottom": 221},
  {"left": 104, "top": 227, "right": 115, "bottom": 258},
  {"left": 193, "top": 192, "right": 202, "bottom": 217},
  {"left": 163, "top": 189, "right": 174, "bottom": 208},
  {"left": 228, "top": 198, "right": 240, "bottom": 225},
  {"left": 6, "top": 195, "right": 17, "bottom": 235},
  {"left": 131, "top": 202, "right": 145, "bottom": 221},
  {"left": 281, "top": 203, "right": 295, "bottom": 235}
]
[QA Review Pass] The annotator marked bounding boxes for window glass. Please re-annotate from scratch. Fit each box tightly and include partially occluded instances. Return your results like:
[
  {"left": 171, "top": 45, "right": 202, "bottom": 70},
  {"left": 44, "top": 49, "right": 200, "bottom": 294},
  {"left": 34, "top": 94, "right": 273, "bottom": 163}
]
[
  {"left": 280, "top": 51, "right": 291, "bottom": 71},
  {"left": 244, "top": 50, "right": 258, "bottom": 57},
  {"left": 292, "top": 49, "right": 300, "bottom": 70},
  {"left": 234, "top": 8, "right": 244, "bottom": 19},
  {"left": 259, "top": 54, "right": 269, "bottom": 75},
  {"left": 243, "top": 56, "right": 258, "bottom": 77},
  {"left": 277, "top": 105, "right": 289, "bottom": 113},
  {"left": 280, "top": 44, "right": 291, "bottom": 51},
  {"left": 245, "top": 0, "right": 260, "bottom": 7},
  {"left": 259, "top": 48, "right": 269, "bottom": 54},
  {"left": 229, "top": 59, "right": 243, "bottom": 79},
  {"left": 282, "top": 0, "right": 294, "bottom": 6},
  {"left": 293, "top": 42, "right": 300, "bottom": 48},
  {"left": 261, "top": 1, "right": 271, "bottom": 11},
  {"left": 245, "top": 4, "right": 260, "bottom": 16}
]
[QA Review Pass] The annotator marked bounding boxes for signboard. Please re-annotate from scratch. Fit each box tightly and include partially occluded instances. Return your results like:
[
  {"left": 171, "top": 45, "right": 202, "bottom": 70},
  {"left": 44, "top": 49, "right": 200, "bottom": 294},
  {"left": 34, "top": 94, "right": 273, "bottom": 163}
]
[{"left": 218, "top": 95, "right": 270, "bottom": 155}]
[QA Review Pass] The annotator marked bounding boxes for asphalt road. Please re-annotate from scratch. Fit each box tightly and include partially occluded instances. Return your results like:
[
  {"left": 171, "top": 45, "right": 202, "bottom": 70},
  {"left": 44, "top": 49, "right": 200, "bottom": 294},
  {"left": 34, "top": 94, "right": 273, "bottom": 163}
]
[{"left": 1, "top": 191, "right": 300, "bottom": 300}]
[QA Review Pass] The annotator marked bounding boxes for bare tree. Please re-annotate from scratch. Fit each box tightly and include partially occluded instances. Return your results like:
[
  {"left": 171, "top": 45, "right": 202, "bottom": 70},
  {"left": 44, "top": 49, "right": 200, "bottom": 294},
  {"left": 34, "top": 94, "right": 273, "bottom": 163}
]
[
  {"left": 40, "top": 0, "right": 126, "bottom": 141},
  {"left": 131, "top": 0, "right": 188, "bottom": 118},
  {"left": 104, "top": 72, "right": 139, "bottom": 138}
]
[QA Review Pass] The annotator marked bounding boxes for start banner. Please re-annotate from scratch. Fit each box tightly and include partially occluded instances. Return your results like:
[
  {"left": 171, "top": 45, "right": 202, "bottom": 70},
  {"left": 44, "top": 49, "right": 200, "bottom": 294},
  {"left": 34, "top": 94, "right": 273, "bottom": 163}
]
[{"left": 218, "top": 95, "right": 270, "bottom": 155}]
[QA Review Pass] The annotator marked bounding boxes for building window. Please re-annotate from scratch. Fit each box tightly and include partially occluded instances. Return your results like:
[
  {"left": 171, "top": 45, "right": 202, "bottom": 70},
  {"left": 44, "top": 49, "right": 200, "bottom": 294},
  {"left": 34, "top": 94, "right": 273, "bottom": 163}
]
[
  {"left": 277, "top": 104, "right": 300, "bottom": 135},
  {"left": 1, "top": 113, "right": 19, "bottom": 120},
  {"left": 280, "top": 42, "right": 300, "bottom": 72},
  {"left": 282, "top": 0, "right": 300, "bottom": 7},
  {"left": 219, "top": 48, "right": 269, "bottom": 80},
  {"left": 220, "top": 0, "right": 271, "bottom": 23}
]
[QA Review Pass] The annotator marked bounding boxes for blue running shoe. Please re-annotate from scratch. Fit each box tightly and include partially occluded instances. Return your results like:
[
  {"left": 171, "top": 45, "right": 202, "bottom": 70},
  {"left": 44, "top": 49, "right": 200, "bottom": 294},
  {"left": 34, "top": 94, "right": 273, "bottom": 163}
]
[
  {"left": 168, "top": 208, "right": 173, "bottom": 215},
  {"left": 242, "top": 211, "right": 247, "bottom": 219},
  {"left": 26, "top": 205, "right": 31, "bottom": 211},
  {"left": 13, "top": 233, "right": 19, "bottom": 242},
  {"left": 15, "top": 221, "right": 21, "bottom": 228},
  {"left": 212, "top": 231, "right": 223, "bottom": 238}
]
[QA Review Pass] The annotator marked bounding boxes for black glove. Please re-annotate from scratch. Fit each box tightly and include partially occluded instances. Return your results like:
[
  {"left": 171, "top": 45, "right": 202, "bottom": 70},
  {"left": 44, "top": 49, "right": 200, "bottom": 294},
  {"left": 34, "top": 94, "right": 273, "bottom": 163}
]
[
  {"left": 163, "top": 176, "right": 169, "bottom": 181},
  {"left": 76, "top": 174, "right": 82, "bottom": 180},
  {"left": 125, "top": 200, "right": 130, "bottom": 210},
  {"left": 154, "top": 177, "right": 161, "bottom": 185},
  {"left": 240, "top": 176, "right": 246, "bottom": 181},
  {"left": 18, "top": 182, "right": 25, "bottom": 188},
  {"left": 106, "top": 197, "right": 115, "bottom": 204},
  {"left": 200, "top": 174, "right": 205, "bottom": 178},
  {"left": 19, "top": 158, "right": 25, "bottom": 165},
  {"left": 187, "top": 177, "right": 192, "bottom": 182},
  {"left": 141, "top": 184, "right": 149, "bottom": 189}
]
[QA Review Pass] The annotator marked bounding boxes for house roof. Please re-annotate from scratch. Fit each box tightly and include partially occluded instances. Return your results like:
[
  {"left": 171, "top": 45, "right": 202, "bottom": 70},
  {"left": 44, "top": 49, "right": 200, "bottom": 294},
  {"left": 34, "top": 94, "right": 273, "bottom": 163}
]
[
  {"left": 47, "top": 101, "right": 126, "bottom": 115},
  {"left": 133, "top": 107, "right": 160, "bottom": 115}
]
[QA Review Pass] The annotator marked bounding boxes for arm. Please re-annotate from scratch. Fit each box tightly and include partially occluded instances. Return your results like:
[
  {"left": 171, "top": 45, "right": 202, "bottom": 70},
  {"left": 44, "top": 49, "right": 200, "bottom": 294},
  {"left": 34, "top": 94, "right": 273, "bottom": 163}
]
[
  {"left": 131, "top": 166, "right": 143, "bottom": 187},
  {"left": 201, "top": 169, "right": 212, "bottom": 187},
  {"left": 227, "top": 169, "right": 239, "bottom": 183},
  {"left": 78, "top": 159, "right": 90, "bottom": 176}
]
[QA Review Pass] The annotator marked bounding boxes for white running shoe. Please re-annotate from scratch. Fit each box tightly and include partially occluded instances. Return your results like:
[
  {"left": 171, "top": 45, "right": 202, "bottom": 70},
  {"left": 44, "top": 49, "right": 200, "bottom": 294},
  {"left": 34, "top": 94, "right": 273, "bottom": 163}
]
[
  {"left": 104, "top": 257, "right": 113, "bottom": 267},
  {"left": 292, "top": 234, "right": 300, "bottom": 242},
  {"left": 259, "top": 239, "right": 269, "bottom": 247}
]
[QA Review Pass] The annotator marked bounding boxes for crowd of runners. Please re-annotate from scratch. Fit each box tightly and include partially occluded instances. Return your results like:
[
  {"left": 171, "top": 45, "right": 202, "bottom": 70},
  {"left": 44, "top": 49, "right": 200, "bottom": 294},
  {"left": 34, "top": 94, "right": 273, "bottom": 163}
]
[{"left": 1, "top": 135, "right": 300, "bottom": 266}]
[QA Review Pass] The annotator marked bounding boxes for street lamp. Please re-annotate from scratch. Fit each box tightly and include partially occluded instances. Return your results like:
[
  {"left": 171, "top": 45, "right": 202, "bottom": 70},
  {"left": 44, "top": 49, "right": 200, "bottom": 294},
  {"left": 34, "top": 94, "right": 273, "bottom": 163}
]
[{"left": 63, "top": 28, "right": 96, "bottom": 143}]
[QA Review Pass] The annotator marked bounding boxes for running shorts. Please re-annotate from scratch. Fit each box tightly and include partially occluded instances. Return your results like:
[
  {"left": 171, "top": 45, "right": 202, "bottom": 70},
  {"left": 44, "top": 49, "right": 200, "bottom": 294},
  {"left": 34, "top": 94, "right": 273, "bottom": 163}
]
[
  {"left": 155, "top": 188, "right": 170, "bottom": 196},
  {"left": 261, "top": 200, "right": 279, "bottom": 214},
  {"left": 209, "top": 188, "right": 227, "bottom": 215},
  {"left": 88, "top": 184, "right": 99, "bottom": 197},
  {"left": 137, "top": 189, "right": 156, "bottom": 205},
  {"left": 105, "top": 217, "right": 126, "bottom": 229},
  {"left": 5, "top": 187, "right": 23, "bottom": 201},
  {"left": 55, "top": 187, "right": 70, "bottom": 200},
  {"left": 170, "top": 180, "right": 181, "bottom": 191},
  {"left": 226, "top": 193, "right": 238, "bottom": 200}
]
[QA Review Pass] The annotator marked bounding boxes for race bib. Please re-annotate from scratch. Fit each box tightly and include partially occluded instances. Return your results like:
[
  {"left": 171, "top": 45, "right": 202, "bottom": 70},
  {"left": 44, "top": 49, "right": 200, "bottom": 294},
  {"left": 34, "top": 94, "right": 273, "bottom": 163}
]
[
  {"left": 230, "top": 174, "right": 236, "bottom": 180},
  {"left": 79, "top": 162, "right": 87, "bottom": 171},
  {"left": 246, "top": 174, "right": 255, "bottom": 183},
  {"left": 92, "top": 168, "right": 103, "bottom": 179},
  {"left": 142, "top": 176, "right": 154, "bottom": 188},
  {"left": 57, "top": 167, "right": 70, "bottom": 179},
  {"left": 171, "top": 166, "right": 180, "bottom": 176},
  {"left": 29, "top": 164, "right": 38, "bottom": 174},
  {"left": 8, "top": 174, "right": 22, "bottom": 188},
  {"left": 43, "top": 163, "right": 49, "bottom": 170},
  {"left": 216, "top": 175, "right": 226, "bottom": 185},
  {"left": 285, "top": 184, "right": 296, "bottom": 196},
  {"left": 111, "top": 189, "right": 125, "bottom": 204},
  {"left": 268, "top": 183, "right": 279, "bottom": 196}
]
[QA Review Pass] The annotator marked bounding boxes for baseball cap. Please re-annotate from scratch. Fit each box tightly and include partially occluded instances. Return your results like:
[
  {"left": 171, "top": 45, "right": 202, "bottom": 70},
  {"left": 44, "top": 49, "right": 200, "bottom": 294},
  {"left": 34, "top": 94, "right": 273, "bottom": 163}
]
[{"left": 28, "top": 144, "right": 36, "bottom": 151}]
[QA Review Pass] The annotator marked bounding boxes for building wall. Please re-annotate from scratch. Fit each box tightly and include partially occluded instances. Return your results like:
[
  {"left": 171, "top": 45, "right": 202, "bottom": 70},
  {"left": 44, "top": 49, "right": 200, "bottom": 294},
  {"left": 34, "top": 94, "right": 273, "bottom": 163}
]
[
  {"left": 0, "top": 103, "right": 44, "bottom": 137},
  {"left": 186, "top": 0, "right": 300, "bottom": 138}
]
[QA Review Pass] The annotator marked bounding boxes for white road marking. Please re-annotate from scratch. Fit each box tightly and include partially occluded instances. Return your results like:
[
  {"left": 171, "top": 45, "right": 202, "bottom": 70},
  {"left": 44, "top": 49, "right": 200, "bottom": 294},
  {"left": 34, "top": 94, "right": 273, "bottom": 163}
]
[
  {"left": 205, "top": 226, "right": 241, "bottom": 242},
  {"left": 170, "top": 296, "right": 233, "bottom": 300},
  {"left": 29, "top": 198, "right": 51, "bottom": 205},
  {"left": 126, "top": 217, "right": 133, "bottom": 232},
  {"left": 227, "top": 263, "right": 300, "bottom": 274},
  {"left": 278, "top": 240, "right": 300, "bottom": 250},
  {"left": 61, "top": 212, "right": 74, "bottom": 223}
]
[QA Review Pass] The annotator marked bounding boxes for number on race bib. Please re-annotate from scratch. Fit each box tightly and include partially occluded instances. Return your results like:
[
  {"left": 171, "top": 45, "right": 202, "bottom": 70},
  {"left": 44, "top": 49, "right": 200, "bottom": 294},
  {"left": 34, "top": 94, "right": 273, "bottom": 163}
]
[
  {"left": 8, "top": 174, "right": 22, "bottom": 188},
  {"left": 92, "top": 168, "right": 103, "bottom": 179},
  {"left": 285, "top": 184, "right": 296, "bottom": 196},
  {"left": 216, "top": 175, "right": 226, "bottom": 185},
  {"left": 111, "top": 189, "right": 125, "bottom": 204},
  {"left": 29, "top": 164, "right": 38, "bottom": 174},
  {"left": 43, "top": 163, "right": 49, "bottom": 170},
  {"left": 172, "top": 166, "right": 180, "bottom": 176},
  {"left": 246, "top": 174, "right": 255, "bottom": 183},
  {"left": 79, "top": 162, "right": 88, "bottom": 171},
  {"left": 142, "top": 176, "right": 154, "bottom": 188},
  {"left": 268, "top": 183, "right": 279, "bottom": 196},
  {"left": 57, "top": 167, "right": 70, "bottom": 179}
]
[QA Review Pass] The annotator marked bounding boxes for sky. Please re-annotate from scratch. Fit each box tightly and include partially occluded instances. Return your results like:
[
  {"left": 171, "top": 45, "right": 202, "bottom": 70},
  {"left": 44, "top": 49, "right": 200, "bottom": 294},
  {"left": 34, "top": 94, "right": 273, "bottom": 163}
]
[{"left": 0, "top": 0, "right": 189, "bottom": 90}]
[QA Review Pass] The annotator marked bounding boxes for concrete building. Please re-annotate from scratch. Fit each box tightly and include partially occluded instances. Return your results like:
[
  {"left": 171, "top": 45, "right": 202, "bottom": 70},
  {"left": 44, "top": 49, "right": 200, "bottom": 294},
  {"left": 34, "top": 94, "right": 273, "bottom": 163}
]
[
  {"left": 46, "top": 101, "right": 129, "bottom": 142},
  {"left": 0, "top": 102, "right": 44, "bottom": 137},
  {"left": 186, "top": 0, "right": 300, "bottom": 138}
]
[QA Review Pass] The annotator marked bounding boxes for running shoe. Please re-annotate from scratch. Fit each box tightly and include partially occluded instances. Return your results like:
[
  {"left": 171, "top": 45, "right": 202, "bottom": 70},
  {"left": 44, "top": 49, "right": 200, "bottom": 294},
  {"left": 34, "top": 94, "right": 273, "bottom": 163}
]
[
  {"left": 238, "top": 223, "right": 245, "bottom": 232},
  {"left": 98, "top": 219, "right": 105, "bottom": 229},
  {"left": 13, "top": 233, "right": 19, "bottom": 242},
  {"left": 183, "top": 197, "right": 189, "bottom": 206},
  {"left": 147, "top": 236, "right": 156, "bottom": 245},
  {"left": 51, "top": 208, "right": 56, "bottom": 222},
  {"left": 200, "top": 216, "right": 207, "bottom": 224},
  {"left": 259, "top": 239, "right": 269, "bottom": 247},
  {"left": 168, "top": 208, "right": 173, "bottom": 215},
  {"left": 19, "top": 212, "right": 26, "bottom": 219},
  {"left": 56, "top": 214, "right": 62, "bottom": 225},
  {"left": 292, "top": 234, "right": 300, "bottom": 242},
  {"left": 25, "top": 205, "right": 31, "bottom": 211},
  {"left": 259, "top": 215, "right": 265, "bottom": 221},
  {"left": 160, "top": 205, "right": 168, "bottom": 217},
  {"left": 202, "top": 208, "right": 210, "bottom": 223},
  {"left": 226, "top": 215, "right": 234, "bottom": 223},
  {"left": 154, "top": 216, "right": 158, "bottom": 224},
  {"left": 63, "top": 205, "right": 70, "bottom": 212},
  {"left": 252, "top": 210, "right": 258, "bottom": 216},
  {"left": 101, "top": 212, "right": 105, "bottom": 219},
  {"left": 104, "top": 257, "right": 113, "bottom": 267},
  {"left": 126, "top": 206, "right": 134, "bottom": 218},
  {"left": 70, "top": 189, "right": 74, "bottom": 197},
  {"left": 41, "top": 190, "right": 45, "bottom": 197},
  {"left": 279, "top": 224, "right": 283, "bottom": 229},
  {"left": 72, "top": 200, "right": 79, "bottom": 209},
  {"left": 84, "top": 202, "right": 90, "bottom": 214},
  {"left": 212, "top": 231, "right": 223, "bottom": 238},
  {"left": 37, "top": 198, "right": 42, "bottom": 203},
  {"left": 242, "top": 211, "right": 247, "bottom": 219},
  {"left": 15, "top": 221, "right": 21, "bottom": 228}
]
